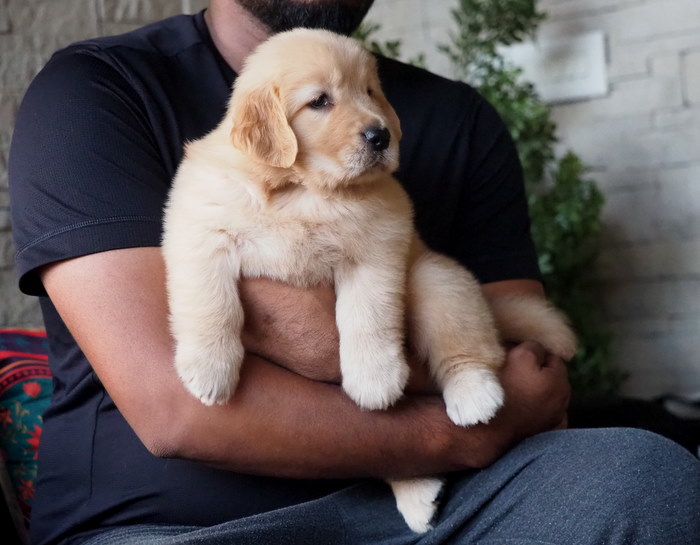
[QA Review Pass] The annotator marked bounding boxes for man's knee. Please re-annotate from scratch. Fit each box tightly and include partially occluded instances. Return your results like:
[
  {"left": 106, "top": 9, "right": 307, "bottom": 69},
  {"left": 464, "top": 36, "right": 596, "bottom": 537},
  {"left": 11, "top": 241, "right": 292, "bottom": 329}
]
[
  {"left": 557, "top": 427, "right": 696, "bottom": 475},
  {"left": 530, "top": 427, "right": 699, "bottom": 487},
  {"left": 534, "top": 428, "right": 699, "bottom": 538},
  {"left": 436, "top": 428, "right": 699, "bottom": 544}
]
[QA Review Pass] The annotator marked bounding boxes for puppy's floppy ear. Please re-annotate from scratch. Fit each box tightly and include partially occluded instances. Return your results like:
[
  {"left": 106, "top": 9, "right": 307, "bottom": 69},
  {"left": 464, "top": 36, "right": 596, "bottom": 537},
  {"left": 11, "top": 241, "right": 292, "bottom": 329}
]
[{"left": 230, "top": 86, "right": 298, "bottom": 168}]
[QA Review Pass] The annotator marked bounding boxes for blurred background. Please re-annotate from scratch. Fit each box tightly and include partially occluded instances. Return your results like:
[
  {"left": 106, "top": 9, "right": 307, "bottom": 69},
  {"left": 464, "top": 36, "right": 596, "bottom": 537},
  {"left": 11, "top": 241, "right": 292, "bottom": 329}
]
[{"left": 1, "top": 0, "right": 699, "bottom": 403}]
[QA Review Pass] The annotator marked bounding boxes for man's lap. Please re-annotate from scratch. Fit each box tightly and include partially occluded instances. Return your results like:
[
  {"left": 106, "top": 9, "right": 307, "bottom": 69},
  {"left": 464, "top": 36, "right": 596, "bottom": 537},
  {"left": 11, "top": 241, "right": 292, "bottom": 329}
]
[{"left": 64, "top": 428, "right": 700, "bottom": 545}]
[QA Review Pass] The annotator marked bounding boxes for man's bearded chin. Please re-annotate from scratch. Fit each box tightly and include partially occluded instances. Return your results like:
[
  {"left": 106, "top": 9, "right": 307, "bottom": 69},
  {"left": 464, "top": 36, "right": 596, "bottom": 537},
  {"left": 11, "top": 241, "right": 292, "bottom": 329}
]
[{"left": 237, "top": 0, "right": 374, "bottom": 35}]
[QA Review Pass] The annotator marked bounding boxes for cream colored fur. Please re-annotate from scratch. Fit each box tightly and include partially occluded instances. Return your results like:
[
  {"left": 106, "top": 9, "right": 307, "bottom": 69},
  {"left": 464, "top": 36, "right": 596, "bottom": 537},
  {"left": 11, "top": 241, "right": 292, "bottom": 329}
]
[{"left": 162, "top": 28, "right": 577, "bottom": 534}]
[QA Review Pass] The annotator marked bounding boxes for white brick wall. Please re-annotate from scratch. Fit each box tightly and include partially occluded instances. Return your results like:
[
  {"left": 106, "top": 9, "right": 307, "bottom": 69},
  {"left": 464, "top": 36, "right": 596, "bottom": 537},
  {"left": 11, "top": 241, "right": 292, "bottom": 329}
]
[
  {"left": 366, "top": 0, "right": 455, "bottom": 77},
  {"left": 368, "top": 0, "right": 700, "bottom": 399},
  {"left": 538, "top": 0, "right": 700, "bottom": 399},
  {"left": 2, "top": 0, "right": 699, "bottom": 399}
]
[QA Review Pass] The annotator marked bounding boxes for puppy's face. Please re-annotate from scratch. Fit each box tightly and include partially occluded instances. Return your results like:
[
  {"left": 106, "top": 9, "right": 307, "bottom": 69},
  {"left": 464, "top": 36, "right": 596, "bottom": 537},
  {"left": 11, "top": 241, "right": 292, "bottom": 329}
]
[{"left": 229, "top": 29, "right": 402, "bottom": 192}]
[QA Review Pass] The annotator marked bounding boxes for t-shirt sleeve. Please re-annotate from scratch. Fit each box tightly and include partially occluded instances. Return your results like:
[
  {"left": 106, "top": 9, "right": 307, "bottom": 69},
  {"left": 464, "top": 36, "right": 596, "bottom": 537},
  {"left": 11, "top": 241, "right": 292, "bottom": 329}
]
[{"left": 9, "top": 48, "right": 170, "bottom": 296}]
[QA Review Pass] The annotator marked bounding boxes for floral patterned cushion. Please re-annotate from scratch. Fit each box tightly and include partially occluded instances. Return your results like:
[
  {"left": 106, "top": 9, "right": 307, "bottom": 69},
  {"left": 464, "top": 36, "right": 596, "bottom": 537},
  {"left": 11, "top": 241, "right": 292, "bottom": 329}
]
[{"left": 0, "top": 329, "right": 51, "bottom": 531}]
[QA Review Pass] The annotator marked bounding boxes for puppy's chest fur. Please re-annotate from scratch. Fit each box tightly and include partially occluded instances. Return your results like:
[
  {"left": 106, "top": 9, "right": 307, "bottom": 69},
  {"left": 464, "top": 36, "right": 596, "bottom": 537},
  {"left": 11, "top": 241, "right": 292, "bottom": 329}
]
[
  {"left": 240, "top": 183, "right": 413, "bottom": 285},
  {"left": 168, "top": 168, "right": 415, "bottom": 287}
]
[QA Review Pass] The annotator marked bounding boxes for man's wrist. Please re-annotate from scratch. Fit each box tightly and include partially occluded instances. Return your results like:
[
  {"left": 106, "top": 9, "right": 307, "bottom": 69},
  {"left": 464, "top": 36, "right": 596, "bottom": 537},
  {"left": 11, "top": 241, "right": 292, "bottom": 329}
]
[{"left": 398, "top": 394, "right": 512, "bottom": 473}]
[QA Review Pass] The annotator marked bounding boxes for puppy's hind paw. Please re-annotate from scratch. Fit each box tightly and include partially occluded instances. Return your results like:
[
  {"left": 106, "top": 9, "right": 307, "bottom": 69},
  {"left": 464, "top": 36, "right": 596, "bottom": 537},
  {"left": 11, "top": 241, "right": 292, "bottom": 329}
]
[
  {"left": 443, "top": 367, "right": 504, "bottom": 427},
  {"left": 544, "top": 326, "right": 579, "bottom": 361},
  {"left": 389, "top": 477, "right": 444, "bottom": 533}
]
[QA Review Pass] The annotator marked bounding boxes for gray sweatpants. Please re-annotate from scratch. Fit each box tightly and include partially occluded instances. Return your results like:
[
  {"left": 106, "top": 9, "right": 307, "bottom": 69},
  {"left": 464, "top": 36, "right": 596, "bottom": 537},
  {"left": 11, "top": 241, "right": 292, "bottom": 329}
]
[{"left": 64, "top": 428, "right": 700, "bottom": 545}]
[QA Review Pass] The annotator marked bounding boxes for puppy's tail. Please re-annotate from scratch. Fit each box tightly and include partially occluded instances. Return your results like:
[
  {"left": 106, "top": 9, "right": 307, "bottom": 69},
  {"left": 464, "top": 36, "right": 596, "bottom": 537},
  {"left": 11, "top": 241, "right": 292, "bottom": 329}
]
[{"left": 488, "top": 294, "right": 578, "bottom": 360}]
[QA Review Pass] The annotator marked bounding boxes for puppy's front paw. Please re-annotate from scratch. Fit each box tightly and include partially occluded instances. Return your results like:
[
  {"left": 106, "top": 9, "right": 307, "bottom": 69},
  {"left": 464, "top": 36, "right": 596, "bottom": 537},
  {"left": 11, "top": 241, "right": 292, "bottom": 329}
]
[
  {"left": 341, "top": 346, "right": 409, "bottom": 410},
  {"left": 442, "top": 366, "right": 504, "bottom": 427},
  {"left": 174, "top": 338, "right": 244, "bottom": 406},
  {"left": 389, "top": 477, "right": 444, "bottom": 533}
]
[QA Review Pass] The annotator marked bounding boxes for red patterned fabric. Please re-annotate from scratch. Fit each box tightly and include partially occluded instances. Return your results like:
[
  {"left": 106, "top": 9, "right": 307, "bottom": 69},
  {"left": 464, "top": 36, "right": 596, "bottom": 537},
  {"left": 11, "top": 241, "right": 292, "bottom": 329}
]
[{"left": 0, "top": 329, "right": 51, "bottom": 530}]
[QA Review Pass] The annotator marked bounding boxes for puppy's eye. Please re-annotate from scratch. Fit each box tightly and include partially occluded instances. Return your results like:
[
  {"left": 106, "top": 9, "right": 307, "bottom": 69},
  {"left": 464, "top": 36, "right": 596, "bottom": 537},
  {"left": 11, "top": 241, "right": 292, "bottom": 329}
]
[
  {"left": 367, "top": 88, "right": 373, "bottom": 96},
  {"left": 308, "top": 93, "right": 331, "bottom": 109}
]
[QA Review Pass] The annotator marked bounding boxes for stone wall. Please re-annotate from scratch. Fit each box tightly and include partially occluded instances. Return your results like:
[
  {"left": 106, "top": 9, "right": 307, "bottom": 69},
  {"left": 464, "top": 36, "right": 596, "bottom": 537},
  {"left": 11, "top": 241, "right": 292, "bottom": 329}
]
[
  {"left": 2, "top": 0, "right": 699, "bottom": 398},
  {"left": 0, "top": 0, "right": 205, "bottom": 326}
]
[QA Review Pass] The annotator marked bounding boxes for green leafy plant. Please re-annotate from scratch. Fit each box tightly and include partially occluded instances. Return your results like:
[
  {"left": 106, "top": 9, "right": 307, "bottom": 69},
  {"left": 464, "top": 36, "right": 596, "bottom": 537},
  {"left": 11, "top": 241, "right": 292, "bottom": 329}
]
[
  {"left": 354, "top": 22, "right": 426, "bottom": 68},
  {"left": 441, "top": 0, "right": 624, "bottom": 395},
  {"left": 359, "top": 1, "right": 626, "bottom": 395}
]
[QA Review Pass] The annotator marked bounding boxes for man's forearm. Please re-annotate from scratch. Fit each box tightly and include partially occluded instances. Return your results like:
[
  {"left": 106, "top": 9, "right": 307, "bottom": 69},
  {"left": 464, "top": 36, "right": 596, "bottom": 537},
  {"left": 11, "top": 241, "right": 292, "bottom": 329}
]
[
  {"left": 239, "top": 277, "right": 436, "bottom": 391},
  {"left": 160, "top": 354, "right": 503, "bottom": 479},
  {"left": 161, "top": 340, "right": 570, "bottom": 478},
  {"left": 41, "top": 248, "right": 508, "bottom": 481},
  {"left": 42, "top": 248, "right": 568, "bottom": 482}
]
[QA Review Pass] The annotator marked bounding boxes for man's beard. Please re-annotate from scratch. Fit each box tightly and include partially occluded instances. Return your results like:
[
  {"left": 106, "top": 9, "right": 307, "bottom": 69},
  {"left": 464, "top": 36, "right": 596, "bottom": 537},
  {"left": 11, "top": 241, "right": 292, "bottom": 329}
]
[{"left": 237, "top": 0, "right": 374, "bottom": 35}]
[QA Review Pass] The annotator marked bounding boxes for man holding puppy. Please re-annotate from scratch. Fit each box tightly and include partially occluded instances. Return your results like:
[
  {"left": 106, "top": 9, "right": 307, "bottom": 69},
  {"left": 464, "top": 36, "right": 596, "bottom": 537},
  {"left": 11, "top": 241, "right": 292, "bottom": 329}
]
[{"left": 9, "top": 1, "right": 700, "bottom": 544}]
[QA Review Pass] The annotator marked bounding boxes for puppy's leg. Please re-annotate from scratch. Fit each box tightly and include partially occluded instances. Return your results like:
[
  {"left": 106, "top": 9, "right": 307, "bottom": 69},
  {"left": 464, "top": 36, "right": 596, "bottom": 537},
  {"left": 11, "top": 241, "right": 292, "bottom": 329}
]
[
  {"left": 334, "top": 261, "right": 410, "bottom": 411},
  {"left": 388, "top": 477, "right": 445, "bottom": 533},
  {"left": 408, "top": 245, "right": 505, "bottom": 427},
  {"left": 489, "top": 294, "right": 577, "bottom": 360},
  {"left": 164, "top": 232, "right": 244, "bottom": 406}
]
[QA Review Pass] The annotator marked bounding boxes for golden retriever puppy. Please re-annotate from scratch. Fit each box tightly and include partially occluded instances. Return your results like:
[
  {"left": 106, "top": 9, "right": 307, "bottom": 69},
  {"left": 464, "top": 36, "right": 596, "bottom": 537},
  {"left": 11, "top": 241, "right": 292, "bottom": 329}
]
[{"left": 162, "top": 28, "right": 576, "bottom": 533}]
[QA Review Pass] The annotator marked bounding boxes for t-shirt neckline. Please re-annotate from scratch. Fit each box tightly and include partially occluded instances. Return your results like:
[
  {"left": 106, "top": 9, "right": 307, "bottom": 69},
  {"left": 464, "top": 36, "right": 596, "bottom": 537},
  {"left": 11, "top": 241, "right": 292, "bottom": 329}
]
[{"left": 192, "top": 9, "right": 237, "bottom": 85}]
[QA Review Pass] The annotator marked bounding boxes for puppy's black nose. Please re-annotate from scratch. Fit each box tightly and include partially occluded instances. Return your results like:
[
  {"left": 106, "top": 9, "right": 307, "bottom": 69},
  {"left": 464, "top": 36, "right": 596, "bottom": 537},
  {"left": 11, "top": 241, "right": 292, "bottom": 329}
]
[{"left": 362, "top": 126, "right": 390, "bottom": 152}]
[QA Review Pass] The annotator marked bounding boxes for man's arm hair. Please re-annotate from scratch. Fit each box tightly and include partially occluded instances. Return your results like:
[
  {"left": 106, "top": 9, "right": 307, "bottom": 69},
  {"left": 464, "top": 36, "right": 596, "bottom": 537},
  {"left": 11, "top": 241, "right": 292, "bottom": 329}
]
[{"left": 41, "top": 247, "right": 569, "bottom": 479}]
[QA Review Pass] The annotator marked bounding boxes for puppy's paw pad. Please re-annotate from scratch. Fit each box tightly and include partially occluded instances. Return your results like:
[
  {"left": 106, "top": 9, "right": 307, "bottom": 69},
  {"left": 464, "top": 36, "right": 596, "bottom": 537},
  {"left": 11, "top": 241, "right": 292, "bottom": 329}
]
[
  {"left": 174, "top": 341, "right": 243, "bottom": 406},
  {"left": 342, "top": 375, "right": 405, "bottom": 410},
  {"left": 443, "top": 367, "right": 504, "bottom": 427},
  {"left": 390, "top": 478, "right": 444, "bottom": 534},
  {"left": 176, "top": 363, "right": 235, "bottom": 406},
  {"left": 342, "top": 355, "right": 409, "bottom": 410}
]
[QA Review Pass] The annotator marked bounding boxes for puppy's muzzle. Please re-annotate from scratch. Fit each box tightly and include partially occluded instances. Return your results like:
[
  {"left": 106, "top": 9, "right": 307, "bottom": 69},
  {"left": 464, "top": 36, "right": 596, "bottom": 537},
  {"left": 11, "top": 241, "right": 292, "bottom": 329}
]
[{"left": 362, "top": 126, "right": 391, "bottom": 152}]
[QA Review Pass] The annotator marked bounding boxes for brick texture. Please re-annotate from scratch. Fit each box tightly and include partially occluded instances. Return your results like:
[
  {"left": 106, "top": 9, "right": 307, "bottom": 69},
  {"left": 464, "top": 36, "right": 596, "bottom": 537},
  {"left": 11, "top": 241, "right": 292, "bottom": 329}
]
[
  {"left": 539, "top": 0, "right": 700, "bottom": 398},
  {"left": 684, "top": 49, "right": 700, "bottom": 105}
]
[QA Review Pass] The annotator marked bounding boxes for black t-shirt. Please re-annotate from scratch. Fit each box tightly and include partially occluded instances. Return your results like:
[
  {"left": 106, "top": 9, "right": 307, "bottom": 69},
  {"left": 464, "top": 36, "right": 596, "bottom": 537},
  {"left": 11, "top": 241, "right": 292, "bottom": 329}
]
[{"left": 9, "top": 11, "right": 539, "bottom": 545}]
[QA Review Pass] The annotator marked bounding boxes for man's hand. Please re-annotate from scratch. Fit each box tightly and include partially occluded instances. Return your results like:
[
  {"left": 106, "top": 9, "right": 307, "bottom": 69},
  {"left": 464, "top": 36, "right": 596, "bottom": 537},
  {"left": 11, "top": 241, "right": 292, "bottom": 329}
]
[
  {"left": 496, "top": 342, "right": 570, "bottom": 437},
  {"left": 239, "top": 277, "right": 571, "bottom": 467},
  {"left": 42, "top": 248, "right": 570, "bottom": 478},
  {"left": 240, "top": 276, "right": 570, "bottom": 434},
  {"left": 440, "top": 341, "right": 570, "bottom": 469}
]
